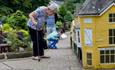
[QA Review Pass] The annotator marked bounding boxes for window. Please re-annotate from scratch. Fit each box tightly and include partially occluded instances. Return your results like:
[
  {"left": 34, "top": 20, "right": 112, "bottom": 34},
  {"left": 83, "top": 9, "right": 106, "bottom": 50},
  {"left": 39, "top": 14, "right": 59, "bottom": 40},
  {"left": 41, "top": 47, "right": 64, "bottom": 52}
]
[
  {"left": 109, "top": 29, "right": 115, "bottom": 44},
  {"left": 76, "top": 28, "right": 81, "bottom": 47},
  {"left": 84, "top": 18, "right": 92, "bottom": 23},
  {"left": 87, "top": 53, "right": 92, "bottom": 65},
  {"left": 78, "top": 30, "right": 80, "bottom": 42},
  {"left": 109, "top": 13, "right": 115, "bottom": 22},
  {"left": 100, "top": 48, "right": 115, "bottom": 64},
  {"left": 84, "top": 29, "right": 92, "bottom": 46}
]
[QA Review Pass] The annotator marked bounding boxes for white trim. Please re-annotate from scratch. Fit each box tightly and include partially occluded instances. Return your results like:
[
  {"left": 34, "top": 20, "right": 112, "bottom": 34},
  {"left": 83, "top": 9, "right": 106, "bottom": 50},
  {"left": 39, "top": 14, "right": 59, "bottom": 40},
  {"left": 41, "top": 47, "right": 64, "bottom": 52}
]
[
  {"left": 99, "top": 3, "right": 115, "bottom": 16},
  {"left": 78, "top": 3, "right": 115, "bottom": 17},
  {"left": 99, "top": 48, "right": 115, "bottom": 50}
]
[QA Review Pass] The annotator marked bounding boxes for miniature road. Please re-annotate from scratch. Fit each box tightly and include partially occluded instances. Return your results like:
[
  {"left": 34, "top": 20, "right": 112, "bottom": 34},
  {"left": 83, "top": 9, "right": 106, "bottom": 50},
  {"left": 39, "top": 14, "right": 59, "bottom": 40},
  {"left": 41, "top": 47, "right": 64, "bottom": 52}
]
[{"left": 0, "top": 32, "right": 83, "bottom": 70}]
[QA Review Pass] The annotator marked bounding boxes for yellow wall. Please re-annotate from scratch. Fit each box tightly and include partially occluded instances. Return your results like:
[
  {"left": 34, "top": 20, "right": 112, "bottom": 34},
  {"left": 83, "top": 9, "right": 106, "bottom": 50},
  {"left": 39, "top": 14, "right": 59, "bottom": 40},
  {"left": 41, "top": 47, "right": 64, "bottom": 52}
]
[
  {"left": 79, "top": 16, "right": 97, "bottom": 68},
  {"left": 78, "top": 5, "right": 115, "bottom": 69},
  {"left": 95, "top": 6, "right": 115, "bottom": 69}
]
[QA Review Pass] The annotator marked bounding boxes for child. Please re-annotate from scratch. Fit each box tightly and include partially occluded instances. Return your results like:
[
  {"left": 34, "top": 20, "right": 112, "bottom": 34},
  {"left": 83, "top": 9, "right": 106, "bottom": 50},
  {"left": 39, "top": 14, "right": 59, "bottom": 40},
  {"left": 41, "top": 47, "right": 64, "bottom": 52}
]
[{"left": 47, "top": 31, "right": 59, "bottom": 49}]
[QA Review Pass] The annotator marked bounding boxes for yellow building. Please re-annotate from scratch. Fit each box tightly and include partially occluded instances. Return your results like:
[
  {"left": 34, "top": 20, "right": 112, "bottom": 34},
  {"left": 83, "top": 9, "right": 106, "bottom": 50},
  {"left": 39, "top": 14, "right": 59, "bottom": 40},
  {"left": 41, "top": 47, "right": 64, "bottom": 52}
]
[{"left": 71, "top": 0, "right": 115, "bottom": 69}]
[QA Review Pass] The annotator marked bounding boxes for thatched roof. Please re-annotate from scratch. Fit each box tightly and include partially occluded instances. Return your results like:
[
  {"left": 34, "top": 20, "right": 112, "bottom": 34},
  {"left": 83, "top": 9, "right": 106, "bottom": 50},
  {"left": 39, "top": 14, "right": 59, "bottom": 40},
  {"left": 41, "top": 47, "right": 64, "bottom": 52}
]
[{"left": 75, "top": 0, "right": 115, "bottom": 16}]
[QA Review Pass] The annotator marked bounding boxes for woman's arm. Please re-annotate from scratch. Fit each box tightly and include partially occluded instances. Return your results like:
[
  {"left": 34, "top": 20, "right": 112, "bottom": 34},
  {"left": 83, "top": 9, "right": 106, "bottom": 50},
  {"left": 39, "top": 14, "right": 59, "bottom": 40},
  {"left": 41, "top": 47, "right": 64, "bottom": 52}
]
[{"left": 29, "top": 12, "right": 37, "bottom": 25}]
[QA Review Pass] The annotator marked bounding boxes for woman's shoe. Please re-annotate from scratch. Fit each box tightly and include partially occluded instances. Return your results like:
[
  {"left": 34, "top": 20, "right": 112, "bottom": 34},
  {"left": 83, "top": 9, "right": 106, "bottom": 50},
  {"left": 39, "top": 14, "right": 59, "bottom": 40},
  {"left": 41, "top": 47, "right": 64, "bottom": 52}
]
[{"left": 32, "top": 56, "right": 39, "bottom": 60}]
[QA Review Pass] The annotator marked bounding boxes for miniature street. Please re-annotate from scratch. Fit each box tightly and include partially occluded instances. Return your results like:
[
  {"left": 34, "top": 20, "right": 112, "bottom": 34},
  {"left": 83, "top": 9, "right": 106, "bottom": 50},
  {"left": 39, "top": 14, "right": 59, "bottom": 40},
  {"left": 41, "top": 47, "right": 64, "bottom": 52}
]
[{"left": 0, "top": 32, "right": 83, "bottom": 70}]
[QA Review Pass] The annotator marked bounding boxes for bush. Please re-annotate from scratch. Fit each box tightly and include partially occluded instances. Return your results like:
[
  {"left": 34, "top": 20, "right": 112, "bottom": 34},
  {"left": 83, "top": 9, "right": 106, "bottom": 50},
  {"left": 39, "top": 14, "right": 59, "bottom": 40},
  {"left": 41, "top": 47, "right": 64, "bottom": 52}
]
[
  {"left": 6, "top": 10, "right": 28, "bottom": 30},
  {"left": 2, "top": 24, "right": 13, "bottom": 32},
  {"left": 6, "top": 30, "right": 23, "bottom": 52},
  {"left": 19, "top": 29, "right": 29, "bottom": 37},
  {"left": 56, "top": 21, "right": 63, "bottom": 30}
]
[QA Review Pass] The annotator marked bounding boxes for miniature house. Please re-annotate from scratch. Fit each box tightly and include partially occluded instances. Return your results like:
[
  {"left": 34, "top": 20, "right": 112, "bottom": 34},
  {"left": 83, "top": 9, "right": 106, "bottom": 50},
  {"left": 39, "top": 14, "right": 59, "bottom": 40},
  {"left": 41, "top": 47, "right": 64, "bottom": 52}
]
[{"left": 71, "top": 0, "right": 115, "bottom": 69}]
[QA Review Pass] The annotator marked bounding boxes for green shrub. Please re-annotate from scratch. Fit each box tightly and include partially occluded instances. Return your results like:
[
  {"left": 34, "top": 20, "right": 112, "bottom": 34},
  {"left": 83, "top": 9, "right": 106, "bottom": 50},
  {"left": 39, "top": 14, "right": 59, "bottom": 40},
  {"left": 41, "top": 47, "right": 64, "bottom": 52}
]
[
  {"left": 19, "top": 29, "right": 29, "bottom": 37},
  {"left": 56, "top": 21, "right": 63, "bottom": 30},
  {"left": 6, "top": 30, "right": 23, "bottom": 52},
  {"left": 6, "top": 10, "right": 28, "bottom": 30},
  {"left": 2, "top": 24, "right": 13, "bottom": 32}
]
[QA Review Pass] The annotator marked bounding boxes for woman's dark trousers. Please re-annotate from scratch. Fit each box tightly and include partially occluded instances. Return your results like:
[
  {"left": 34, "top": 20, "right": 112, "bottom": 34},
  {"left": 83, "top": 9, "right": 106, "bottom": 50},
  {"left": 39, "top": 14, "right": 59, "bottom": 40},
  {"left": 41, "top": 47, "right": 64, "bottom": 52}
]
[{"left": 28, "top": 27, "right": 44, "bottom": 57}]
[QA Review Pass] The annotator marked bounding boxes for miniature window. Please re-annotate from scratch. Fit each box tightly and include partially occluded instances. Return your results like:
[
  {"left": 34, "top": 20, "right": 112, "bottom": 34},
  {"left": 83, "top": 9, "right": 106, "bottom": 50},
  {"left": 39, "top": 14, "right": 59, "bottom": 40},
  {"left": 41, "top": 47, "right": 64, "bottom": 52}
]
[
  {"left": 76, "top": 28, "right": 81, "bottom": 47},
  {"left": 109, "top": 29, "right": 115, "bottom": 44},
  {"left": 109, "top": 13, "right": 115, "bottom": 22},
  {"left": 84, "top": 29, "right": 92, "bottom": 46},
  {"left": 100, "top": 48, "right": 115, "bottom": 63},
  {"left": 84, "top": 18, "right": 92, "bottom": 23},
  {"left": 87, "top": 53, "right": 92, "bottom": 65}
]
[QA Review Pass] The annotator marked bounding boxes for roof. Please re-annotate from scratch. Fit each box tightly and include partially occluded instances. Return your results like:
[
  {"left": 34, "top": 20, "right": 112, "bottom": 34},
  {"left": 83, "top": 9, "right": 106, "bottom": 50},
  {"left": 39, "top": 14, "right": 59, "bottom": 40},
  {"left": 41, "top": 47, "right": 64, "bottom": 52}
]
[{"left": 75, "top": 0, "right": 115, "bottom": 16}]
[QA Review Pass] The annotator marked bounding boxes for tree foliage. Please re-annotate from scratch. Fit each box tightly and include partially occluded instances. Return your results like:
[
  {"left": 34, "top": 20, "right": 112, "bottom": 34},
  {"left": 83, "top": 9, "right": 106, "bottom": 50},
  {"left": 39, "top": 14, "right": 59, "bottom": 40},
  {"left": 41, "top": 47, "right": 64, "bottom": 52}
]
[
  {"left": 64, "top": 11, "right": 73, "bottom": 22},
  {"left": 0, "top": 0, "right": 50, "bottom": 15}
]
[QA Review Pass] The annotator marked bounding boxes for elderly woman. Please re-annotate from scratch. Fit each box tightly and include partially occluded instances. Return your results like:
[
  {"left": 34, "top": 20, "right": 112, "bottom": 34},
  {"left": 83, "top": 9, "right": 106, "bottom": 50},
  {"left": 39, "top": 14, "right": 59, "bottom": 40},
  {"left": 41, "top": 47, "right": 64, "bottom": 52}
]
[{"left": 27, "top": 2, "right": 58, "bottom": 60}]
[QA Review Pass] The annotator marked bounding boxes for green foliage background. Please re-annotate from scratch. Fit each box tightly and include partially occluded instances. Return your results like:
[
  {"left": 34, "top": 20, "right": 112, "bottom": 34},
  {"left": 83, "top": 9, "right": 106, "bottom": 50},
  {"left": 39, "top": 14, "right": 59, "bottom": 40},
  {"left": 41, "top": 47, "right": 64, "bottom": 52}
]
[{"left": 0, "top": 0, "right": 85, "bottom": 51}]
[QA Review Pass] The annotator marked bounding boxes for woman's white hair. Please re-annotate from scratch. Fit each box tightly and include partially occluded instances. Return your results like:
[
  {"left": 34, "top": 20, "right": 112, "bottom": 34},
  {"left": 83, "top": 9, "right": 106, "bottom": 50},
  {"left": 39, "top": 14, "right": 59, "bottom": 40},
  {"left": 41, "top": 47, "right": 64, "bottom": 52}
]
[{"left": 48, "top": 1, "right": 59, "bottom": 13}]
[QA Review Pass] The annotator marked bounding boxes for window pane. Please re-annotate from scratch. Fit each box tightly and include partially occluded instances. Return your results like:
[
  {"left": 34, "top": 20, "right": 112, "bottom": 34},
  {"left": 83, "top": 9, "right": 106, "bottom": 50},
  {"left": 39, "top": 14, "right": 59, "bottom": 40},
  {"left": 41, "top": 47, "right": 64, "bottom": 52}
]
[
  {"left": 114, "top": 55, "right": 115, "bottom": 63},
  {"left": 109, "top": 14, "right": 112, "bottom": 17},
  {"left": 109, "top": 37, "right": 113, "bottom": 44},
  {"left": 114, "top": 37, "right": 115, "bottom": 44},
  {"left": 78, "top": 31, "right": 80, "bottom": 36},
  {"left": 114, "top": 29, "right": 115, "bottom": 36},
  {"left": 100, "top": 50, "right": 104, "bottom": 54},
  {"left": 110, "top": 50, "right": 115, "bottom": 54},
  {"left": 106, "top": 50, "right": 109, "bottom": 54},
  {"left": 100, "top": 55, "right": 105, "bottom": 63},
  {"left": 111, "top": 55, "right": 114, "bottom": 63},
  {"left": 114, "top": 18, "right": 115, "bottom": 22},
  {"left": 109, "top": 18, "right": 112, "bottom": 22},
  {"left": 106, "top": 55, "right": 110, "bottom": 63},
  {"left": 87, "top": 60, "right": 92, "bottom": 65},
  {"left": 109, "top": 29, "right": 112, "bottom": 36},
  {"left": 113, "top": 14, "right": 115, "bottom": 17},
  {"left": 78, "top": 38, "right": 80, "bottom": 42},
  {"left": 87, "top": 53, "right": 92, "bottom": 59}
]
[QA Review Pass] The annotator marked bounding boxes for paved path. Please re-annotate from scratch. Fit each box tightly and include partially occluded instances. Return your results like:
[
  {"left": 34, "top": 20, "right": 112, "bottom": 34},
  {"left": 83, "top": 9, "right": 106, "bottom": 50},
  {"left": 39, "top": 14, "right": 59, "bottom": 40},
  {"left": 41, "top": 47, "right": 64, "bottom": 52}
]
[{"left": 0, "top": 32, "right": 83, "bottom": 70}]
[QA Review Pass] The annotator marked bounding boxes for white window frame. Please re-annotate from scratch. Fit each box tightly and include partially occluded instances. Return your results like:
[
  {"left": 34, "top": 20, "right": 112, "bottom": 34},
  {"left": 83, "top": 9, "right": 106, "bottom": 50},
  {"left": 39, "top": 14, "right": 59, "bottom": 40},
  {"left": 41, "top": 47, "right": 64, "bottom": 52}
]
[
  {"left": 99, "top": 48, "right": 115, "bottom": 64},
  {"left": 84, "top": 18, "right": 92, "bottom": 23}
]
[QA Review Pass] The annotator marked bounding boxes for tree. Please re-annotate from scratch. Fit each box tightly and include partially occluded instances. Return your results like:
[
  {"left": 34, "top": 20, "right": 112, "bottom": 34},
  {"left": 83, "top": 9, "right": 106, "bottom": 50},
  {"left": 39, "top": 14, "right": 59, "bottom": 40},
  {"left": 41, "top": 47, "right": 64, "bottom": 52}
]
[
  {"left": 0, "top": 0, "right": 50, "bottom": 15},
  {"left": 0, "top": 0, "right": 32, "bottom": 15},
  {"left": 31, "top": 0, "right": 50, "bottom": 9},
  {"left": 63, "top": 0, "right": 76, "bottom": 14},
  {"left": 58, "top": 5, "right": 67, "bottom": 22},
  {"left": 64, "top": 11, "right": 73, "bottom": 22}
]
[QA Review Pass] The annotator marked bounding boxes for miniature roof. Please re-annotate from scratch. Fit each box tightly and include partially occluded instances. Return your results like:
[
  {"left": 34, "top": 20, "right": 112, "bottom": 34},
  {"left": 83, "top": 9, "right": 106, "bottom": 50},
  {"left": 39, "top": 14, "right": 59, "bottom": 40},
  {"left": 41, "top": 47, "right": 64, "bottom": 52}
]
[{"left": 75, "top": 0, "right": 115, "bottom": 16}]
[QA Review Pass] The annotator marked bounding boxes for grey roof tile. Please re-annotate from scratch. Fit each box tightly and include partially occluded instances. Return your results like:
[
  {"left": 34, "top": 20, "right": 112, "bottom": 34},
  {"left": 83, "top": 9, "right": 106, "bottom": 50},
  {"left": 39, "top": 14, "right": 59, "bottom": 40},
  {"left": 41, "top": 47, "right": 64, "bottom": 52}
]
[{"left": 75, "top": 0, "right": 115, "bottom": 16}]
